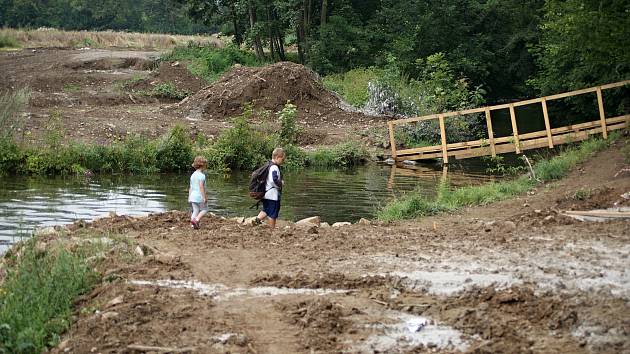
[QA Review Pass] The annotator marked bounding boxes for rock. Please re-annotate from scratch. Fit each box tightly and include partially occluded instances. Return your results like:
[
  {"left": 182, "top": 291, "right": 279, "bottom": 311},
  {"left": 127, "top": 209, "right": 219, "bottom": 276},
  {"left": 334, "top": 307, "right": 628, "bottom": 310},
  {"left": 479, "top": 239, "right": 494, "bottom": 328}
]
[
  {"left": 534, "top": 209, "right": 542, "bottom": 214},
  {"left": 295, "top": 216, "right": 320, "bottom": 227},
  {"left": 384, "top": 158, "right": 395, "bottom": 165},
  {"left": 101, "top": 311, "right": 119, "bottom": 321},
  {"left": 134, "top": 245, "right": 152, "bottom": 257},
  {"left": 57, "top": 339, "right": 70, "bottom": 351},
  {"left": 402, "top": 160, "right": 417, "bottom": 165},
  {"left": 231, "top": 216, "right": 245, "bottom": 224},
  {"left": 501, "top": 221, "right": 517, "bottom": 232},
  {"left": 320, "top": 222, "right": 331, "bottom": 228},
  {"left": 34, "top": 226, "right": 59, "bottom": 237},
  {"left": 357, "top": 218, "right": 371, "bottom": 225},
  {"left": 106, "top": 296, "right": 124, "bottom": 308},
  {"left": 332, "top": 222, "right": 351, "bottom": 228},
  {"left": 244, "top": 216, "right": 258, "bottom": 226}
]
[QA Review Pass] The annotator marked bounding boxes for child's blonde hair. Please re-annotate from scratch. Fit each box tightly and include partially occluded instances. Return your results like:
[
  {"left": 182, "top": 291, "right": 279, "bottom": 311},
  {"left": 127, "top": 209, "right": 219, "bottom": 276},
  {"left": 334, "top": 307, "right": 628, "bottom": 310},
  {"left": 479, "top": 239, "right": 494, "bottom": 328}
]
[
  {"left": 192, "top": 156, "right": 208, "bottom": 169},
  {"left": 272, "top": 147, "right": 286, "bottom": 159}
]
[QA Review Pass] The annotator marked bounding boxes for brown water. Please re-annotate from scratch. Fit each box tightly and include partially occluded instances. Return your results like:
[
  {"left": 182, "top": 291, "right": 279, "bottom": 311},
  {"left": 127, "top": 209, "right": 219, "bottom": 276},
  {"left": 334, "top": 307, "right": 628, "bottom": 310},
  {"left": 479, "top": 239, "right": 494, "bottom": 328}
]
[{"left": 0, "top": 163, "right": 498, "bottom": 252}]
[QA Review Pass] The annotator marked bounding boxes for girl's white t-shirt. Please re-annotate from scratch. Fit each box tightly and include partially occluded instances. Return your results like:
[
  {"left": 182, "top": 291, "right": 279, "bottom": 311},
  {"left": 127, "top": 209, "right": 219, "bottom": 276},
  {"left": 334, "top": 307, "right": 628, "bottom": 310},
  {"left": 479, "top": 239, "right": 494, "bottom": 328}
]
[{"left": 264, "top": 164, "right": 281, "bottom": 201}]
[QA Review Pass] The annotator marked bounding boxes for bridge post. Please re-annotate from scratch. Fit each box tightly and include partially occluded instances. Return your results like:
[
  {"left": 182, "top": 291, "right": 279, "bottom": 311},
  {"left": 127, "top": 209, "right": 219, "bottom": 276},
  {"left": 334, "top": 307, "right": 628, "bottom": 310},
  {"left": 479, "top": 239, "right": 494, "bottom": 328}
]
[
  {"left": 439, "top": 114, "right": 448, "bottom": 164},
  {"left": 596, "top": 87, "right": 608, "bottom": 139},
  {"left": 387, "top": 121, "right": 397, "bottom": 160},
  {"left": 508, "top": 104, "right": 521, "bottom": 154},
  {"left": 484, "top": 109, "right": 496, "bottom": 157},
  {"left": 541, "top": 98, "right": 554, "bottom": 148}
]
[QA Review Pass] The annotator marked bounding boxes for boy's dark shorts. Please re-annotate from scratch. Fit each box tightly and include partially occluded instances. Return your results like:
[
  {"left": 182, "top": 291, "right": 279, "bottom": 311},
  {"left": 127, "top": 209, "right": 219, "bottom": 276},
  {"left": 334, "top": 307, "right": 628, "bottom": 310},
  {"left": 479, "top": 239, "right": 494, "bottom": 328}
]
[{"left": 262, "top": 199, "right": 281, "bottom": 219}]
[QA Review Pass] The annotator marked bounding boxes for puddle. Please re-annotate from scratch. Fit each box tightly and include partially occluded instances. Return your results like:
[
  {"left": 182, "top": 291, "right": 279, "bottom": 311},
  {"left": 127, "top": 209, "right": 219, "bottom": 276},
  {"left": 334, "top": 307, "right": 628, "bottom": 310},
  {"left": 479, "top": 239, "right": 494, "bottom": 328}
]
[
  {"left": 352, "top": 311, "right": 469, "bottom": 353},
  {"left": 561, "top": 207, "right": 630, "bottom": 222},
  {"left": 129, "top": 279, "right": 349, "bottom": 300},
  {"left": 390, "top": 270, "right": 518, "bottom": 296}
]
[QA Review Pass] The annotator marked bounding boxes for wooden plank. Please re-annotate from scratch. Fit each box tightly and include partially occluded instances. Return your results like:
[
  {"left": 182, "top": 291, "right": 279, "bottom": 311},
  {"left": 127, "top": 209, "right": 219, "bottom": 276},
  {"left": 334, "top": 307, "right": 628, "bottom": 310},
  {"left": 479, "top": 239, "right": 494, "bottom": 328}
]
[
  {"left": 513, "top": 97, "right": 543, "bottom": 107},
  {"left": 390, "top": 114, "right": 440, "bottom": 125},
  {"left": 600, "top": 79, "right": 630, "bottom": 90},
  {"left": 484, "top": 109, "right": 496, "bottom": 156},
  {"left": 387, "top": 121, "right": 397, "bottom": 159},
  {"left": 540, "top": 98, "right": 554, "bottom": 148},
  {"left": 596, "top": 88, "right": 608, "bottom": 139},
  {"left": 545, "top": 87, "right": 597, "bottom": 101},
  {"left": 439, "top": 114, "right": 448, "bottom": 164},
  {"left": 508, "top": 104, "right": 520, "bottom": 154}
]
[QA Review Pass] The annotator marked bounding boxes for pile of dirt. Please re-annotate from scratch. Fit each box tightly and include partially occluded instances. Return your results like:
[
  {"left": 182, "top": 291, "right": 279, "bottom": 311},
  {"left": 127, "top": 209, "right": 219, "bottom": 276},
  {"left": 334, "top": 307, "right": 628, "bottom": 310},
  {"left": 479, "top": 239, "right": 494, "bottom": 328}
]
[
  {"left": 178, "top": 61, "right": 375, "bottom": 124},
  {"left": 126, "top": 61, "right": 207, "bottom": 95}
]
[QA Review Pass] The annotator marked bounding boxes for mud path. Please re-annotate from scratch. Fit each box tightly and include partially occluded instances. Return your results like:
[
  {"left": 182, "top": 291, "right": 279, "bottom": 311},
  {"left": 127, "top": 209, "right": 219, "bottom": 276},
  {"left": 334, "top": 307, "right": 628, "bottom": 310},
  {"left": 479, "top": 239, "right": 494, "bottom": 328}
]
[{"left": 45, "top": 143, "right": 630, "bottom": 353}]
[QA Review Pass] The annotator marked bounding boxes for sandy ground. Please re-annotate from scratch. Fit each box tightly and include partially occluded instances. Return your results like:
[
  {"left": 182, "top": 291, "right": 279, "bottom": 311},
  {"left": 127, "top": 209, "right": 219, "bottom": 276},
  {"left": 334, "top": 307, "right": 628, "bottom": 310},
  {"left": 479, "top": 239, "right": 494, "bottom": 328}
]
[
  {"left": 0, "top": 48, "right": 381, "bottom": 147},
  {"left": 34, "top": 140, "right": 630, "bottom": 354}
]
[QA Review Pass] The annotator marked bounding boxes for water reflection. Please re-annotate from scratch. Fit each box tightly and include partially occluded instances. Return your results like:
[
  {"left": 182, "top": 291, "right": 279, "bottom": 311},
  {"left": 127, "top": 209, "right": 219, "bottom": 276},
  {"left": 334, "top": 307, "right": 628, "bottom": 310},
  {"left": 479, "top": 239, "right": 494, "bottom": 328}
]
[{"left": 0, "top": 163, "right": 498, "bottom": 251}]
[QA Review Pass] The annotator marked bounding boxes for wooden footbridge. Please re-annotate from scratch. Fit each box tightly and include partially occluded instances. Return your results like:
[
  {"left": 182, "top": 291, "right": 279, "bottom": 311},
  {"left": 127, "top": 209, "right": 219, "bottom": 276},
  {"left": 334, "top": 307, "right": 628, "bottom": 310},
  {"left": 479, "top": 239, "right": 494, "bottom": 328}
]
[{"left": 387, "top": 80, "right": 630, "bottom": 163}]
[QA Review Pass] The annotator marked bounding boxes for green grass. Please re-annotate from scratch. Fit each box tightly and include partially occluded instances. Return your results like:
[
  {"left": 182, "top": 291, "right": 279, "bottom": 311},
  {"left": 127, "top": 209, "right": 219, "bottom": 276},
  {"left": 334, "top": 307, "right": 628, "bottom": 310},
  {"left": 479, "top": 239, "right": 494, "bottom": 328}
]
[
  {"left": 162, "top": 43, "right": 264, "bottom": 83},
  {"left": 62, "top": 84, "right": 81, "bottom": 93},
  {"left": 0, "top": 236, "right": 100, "bottom": 353},
  {"left": 322, "top": 67, "right": 382, "bottom": 108},
  {"left": 0, "top": 33, "right": 20, "bottom": 49},
  {"left": 377, "top": 135, "right": 617, "bottom": 221}
]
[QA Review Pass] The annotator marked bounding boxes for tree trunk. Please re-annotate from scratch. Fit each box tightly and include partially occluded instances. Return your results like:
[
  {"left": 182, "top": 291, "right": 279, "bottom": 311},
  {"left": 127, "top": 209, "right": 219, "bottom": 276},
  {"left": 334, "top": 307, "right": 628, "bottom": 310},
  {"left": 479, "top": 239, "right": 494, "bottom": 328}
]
[
  {"left": 320, "top": 0, "right": 328, "bottom": 26},
  {"left": 248, "top": 3, "right": 264, "bottom": 60},
  {"left": 296, "top": 24, "right": 305, "bottom": 63},
  {"left": 231, "top": 3, "right": 242, "bottom": 45}
]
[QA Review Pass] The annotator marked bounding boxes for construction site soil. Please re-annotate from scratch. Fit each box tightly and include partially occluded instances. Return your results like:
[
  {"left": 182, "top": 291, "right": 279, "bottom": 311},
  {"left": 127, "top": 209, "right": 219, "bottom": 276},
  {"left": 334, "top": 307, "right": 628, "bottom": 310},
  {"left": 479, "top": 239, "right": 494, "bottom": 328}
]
[
  {"left": 33, "top": 141, "right": 629, "bottom": 353},
  {"left": 0, "top": 48, "right": 379, "bottom": 147}
]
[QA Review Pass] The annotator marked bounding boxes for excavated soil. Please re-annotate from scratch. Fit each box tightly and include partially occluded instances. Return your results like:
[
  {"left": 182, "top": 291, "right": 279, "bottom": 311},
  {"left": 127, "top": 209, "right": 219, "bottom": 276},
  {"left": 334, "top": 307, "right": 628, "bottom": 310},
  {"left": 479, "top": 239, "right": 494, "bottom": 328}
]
[
  {"left": 39, "top": 143, "right": 630, "bottom": 354},
  {"left": 1, "top": 48, "right": 379, "bottom": 146},
  {"left": 178, "top": 62, "right": 375, "bottom": 126}
]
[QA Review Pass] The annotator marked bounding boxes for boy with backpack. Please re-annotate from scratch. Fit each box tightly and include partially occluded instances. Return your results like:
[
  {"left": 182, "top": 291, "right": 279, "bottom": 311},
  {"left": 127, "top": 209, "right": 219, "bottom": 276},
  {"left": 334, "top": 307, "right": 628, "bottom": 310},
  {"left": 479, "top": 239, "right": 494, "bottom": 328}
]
[{"left": 251, "top": 148, "right": 286, "bottom": 228}]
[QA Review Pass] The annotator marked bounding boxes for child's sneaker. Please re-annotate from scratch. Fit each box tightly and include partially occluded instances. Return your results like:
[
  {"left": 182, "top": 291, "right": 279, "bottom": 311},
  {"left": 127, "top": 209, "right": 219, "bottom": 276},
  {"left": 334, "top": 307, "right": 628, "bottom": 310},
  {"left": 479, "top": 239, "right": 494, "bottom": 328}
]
[
  {"left": 191, "top": 219, "right": 200, "bottom": 230},
  {"left": 251, "top": 217, "right": 262, "bottom": 226}
]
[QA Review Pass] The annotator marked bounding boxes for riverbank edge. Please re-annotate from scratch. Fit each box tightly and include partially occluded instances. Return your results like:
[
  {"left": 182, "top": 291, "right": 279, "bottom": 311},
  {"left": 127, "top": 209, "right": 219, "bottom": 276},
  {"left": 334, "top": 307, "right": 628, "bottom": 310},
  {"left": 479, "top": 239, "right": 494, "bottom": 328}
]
[
  {"left": 377, "top": 133, "right": 626, "bottom": 221},
  {"left": 0, "top": 230, "right": 129, "bottom": 352}
]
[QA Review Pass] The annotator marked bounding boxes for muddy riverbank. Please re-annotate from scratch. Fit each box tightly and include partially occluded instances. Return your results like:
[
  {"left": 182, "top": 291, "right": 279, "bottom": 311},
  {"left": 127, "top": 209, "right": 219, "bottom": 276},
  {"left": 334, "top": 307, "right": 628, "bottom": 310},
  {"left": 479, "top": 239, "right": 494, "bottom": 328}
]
[{"left": 27, "top": 142, "right": 629, "bottom": 353}]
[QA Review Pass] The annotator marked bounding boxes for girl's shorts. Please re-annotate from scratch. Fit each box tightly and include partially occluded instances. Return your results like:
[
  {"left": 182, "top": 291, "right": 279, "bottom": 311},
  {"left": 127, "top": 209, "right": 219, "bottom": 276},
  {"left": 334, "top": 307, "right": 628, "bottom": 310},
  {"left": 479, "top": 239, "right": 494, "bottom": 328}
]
[{"left": 262, "top": 199, "right": 281, "bottom": 219}]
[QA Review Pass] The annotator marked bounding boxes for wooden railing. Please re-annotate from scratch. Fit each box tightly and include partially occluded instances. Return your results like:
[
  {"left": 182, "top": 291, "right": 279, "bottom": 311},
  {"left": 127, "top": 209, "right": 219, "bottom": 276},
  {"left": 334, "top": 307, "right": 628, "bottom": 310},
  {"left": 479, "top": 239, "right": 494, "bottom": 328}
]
[{"left": 387, "top": 80, "right": 630, "bottom": 163}]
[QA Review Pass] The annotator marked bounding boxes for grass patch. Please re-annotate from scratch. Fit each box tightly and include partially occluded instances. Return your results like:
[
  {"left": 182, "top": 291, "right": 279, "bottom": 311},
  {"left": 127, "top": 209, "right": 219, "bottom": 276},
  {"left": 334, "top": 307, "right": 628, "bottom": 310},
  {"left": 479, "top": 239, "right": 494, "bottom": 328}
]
[
  {"left": 62, "top": 84, "right": 81, "bottom": 93},
  {"left": 162, "top": 43, "right": 264, "bottom": 82},
  {"left": 0, "top": 33, "right": 20, "bottom": 48},
  {"left": 147, "top": 83, "right": 188, "bottom": 100},
  {"left": 0, "top": 236, "right": 100, "bottom": 353},
  {"left": 378, "top": 136, "right": 616, "bottom": 221},
  {"left": 323, "top": 67, "right": 382, "bottom": 108}
]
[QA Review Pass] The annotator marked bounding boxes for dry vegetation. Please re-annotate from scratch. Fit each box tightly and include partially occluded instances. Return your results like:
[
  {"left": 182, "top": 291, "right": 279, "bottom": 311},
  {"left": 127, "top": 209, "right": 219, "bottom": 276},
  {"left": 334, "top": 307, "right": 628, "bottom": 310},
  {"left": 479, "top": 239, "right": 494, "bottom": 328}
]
[{"left": 0, "top": 28, "right": 224, "bottom": 49}]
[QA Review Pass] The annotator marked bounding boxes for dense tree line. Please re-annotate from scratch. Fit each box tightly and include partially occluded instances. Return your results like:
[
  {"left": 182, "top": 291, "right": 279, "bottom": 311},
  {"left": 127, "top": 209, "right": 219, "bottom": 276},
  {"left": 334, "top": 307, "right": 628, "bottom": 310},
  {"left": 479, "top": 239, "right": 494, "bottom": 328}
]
[
  {"left": 0, "top": 0, "right": 210, "bottom": 34},
  {"left": 1, "top": 0, "right": 627, "bottom": 104}
]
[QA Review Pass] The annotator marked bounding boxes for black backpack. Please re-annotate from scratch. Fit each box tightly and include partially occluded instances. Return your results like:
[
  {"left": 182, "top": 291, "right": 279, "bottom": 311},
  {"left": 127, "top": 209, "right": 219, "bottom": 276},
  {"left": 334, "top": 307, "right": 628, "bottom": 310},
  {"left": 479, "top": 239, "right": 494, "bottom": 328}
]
[{"left": 248, "top": 161, "right": 274, "bottom": 200}]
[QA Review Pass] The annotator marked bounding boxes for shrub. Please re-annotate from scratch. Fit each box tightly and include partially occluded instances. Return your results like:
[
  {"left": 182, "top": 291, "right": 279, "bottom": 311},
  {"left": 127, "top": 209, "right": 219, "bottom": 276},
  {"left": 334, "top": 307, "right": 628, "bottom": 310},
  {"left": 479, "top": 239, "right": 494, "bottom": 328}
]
[
  {"left": 212, "top": 110, "right": 273, "bottom": 171},
  {"left": 307, "top": 141, "right": 369, "bottom": 167},
  {"left": 0, "top": 238, "right": 98, "bottom": 353},
  {"left": 0, "top": 139, "right": 23, "bottom": 175},
  {"left": 0, "top": 89, "right": 30, "bottom": 141},
  {"left": 163, "top": 43, "right": 263, "bottom": 82},
  {"left": 149, "top": 83, "right": 187, "bottom": 100},
  {"left": 0, "top": 33, "right": 20, "bottom": 48},
  {"left": 323, "top": 68, "right": 382, "bottom": 107},
  {"left": 155, "top": 125, "right": 193, "bottom": 172},
  {"left": 277, "top": 102, "right": 299, "bottom": 145}
]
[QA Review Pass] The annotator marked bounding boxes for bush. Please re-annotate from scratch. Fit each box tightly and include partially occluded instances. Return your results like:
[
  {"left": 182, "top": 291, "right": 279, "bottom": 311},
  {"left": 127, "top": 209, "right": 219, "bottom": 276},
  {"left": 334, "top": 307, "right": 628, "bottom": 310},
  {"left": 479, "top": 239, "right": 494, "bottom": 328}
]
[
  {"left": 0, "top": 89, "right": 30, "bottom": 141},
  {"left": 155, "top": 125, "right": 193, "bottom": 172},
  {"left": 323, "top": 68, "right": 382, "bottom": 108},
  {"left": 149, "top": 83, "right": 187, "bottom": 100},
  {"left": 163, "top": 43, "right": 263, "bottom": 82},
  {"left": 0, "top": 33, "right": 20, "bottom": 48},
  {"left": 306, "top": 141, "right": 369, "bottom": 167},
  {"left": 0, "top": 139, "right": 23, "bottom": 175},
  {"left": 277, "top": 102, "right": 299, "bottom": 145},
  {"left": 0, "top": 238, "right": 98, "bottom": 353},
  {"left": 212, "top": 110, "right": 273, "bottom": 171}
]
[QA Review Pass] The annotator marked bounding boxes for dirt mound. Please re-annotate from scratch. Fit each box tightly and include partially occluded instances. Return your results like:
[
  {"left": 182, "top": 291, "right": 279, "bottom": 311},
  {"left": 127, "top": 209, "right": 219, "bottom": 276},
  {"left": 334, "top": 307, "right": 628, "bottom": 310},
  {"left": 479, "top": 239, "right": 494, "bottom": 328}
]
[
  {"left": 178, "top": 61, "right": 375, "bottom": 124},
  {"left": 127, "top": 61, "right": 207, "bottom": 95},
  {"left": 64, "top": 57, "right": 156, "bottom": 71}
]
